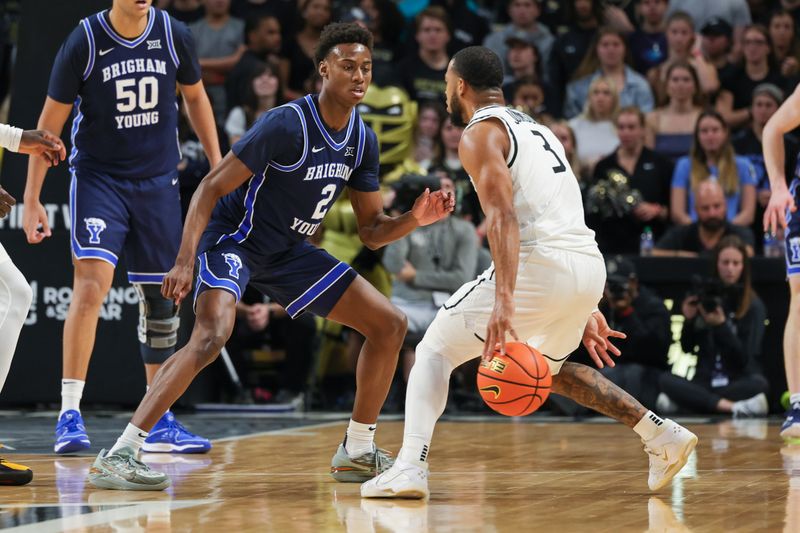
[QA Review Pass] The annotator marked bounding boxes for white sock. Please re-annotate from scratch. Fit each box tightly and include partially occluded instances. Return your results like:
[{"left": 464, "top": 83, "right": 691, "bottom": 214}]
[
  {"left": 60, "top": 379, "right": 85, "bottom": 416},
  {"left": 397, "top": 343, "right": 455, "bottom": 467},
  {"left": 633, "top": 411, "right": 665, "bottom": 441},
  {"left": 791, "top": 393, "right": 800, "bottom": 408},
  {"left": 345, "top": 420, "right": 376, "bottom": 457},
  {"left": 109, "top": 423, "right": 148, "bottom": 455},
  {"left": 0, "top": 253, "right": 33, "bottom": 393}
]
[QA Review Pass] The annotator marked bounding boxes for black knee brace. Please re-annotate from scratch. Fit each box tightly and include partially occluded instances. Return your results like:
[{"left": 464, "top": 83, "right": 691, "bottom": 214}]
[{"left": 134, "top": 284, "right": 180, "bottom": 364}]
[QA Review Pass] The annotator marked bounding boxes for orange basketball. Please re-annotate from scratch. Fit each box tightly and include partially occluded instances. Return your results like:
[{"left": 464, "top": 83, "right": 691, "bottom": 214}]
[{"left": 476, "top": 342, "right": 552, "bottom": 417}]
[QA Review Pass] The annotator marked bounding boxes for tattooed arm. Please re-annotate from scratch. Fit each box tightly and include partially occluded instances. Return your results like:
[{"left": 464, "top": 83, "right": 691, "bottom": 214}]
[{"left": 551, "top": 362, "right": 647, "bottom": 427}]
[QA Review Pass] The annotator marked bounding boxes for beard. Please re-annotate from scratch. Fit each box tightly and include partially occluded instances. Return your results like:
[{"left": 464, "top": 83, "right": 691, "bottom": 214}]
[
  {"left": 700, "top": 216, "right": 725, "bottom": 232},
  {"left": 448, "top": 93, "right": 468, "bottom": 128}
]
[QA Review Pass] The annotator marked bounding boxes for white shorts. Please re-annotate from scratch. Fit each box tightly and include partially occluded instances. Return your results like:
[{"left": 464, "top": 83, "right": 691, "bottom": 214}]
[
  {"left": 0, "top": 242, "right": 8, "bottom": 264},
  {"left": 418, "top": 246, "right": 606, "bottom": 375}
]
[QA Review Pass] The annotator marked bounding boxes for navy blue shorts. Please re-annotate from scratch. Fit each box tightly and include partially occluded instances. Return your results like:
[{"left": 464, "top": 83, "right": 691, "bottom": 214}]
[
  {"left": 788, "top": 178, "right": 800, "bottom": 276},
  {"left": 194, "top": 238, "right": 356, "bottom": 318},
  {"left": 69, "top": 168, "right": 182, "bottom": 284}
]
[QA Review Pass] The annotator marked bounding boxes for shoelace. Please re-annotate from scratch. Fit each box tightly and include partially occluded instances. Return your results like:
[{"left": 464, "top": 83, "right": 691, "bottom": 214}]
[
  {"left": 168, "top": 418, "right": 198, "bottom": 438},
  {"left": 59, "top": 416, "right": 83, "bottom": 433}
]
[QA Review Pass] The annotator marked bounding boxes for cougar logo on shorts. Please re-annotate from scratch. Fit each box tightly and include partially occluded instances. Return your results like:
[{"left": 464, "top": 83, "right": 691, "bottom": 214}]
[
  {"left": 479, "top": 385, "right": 501, "bottom": 399},
  {"left": 791, "top": 237, "right": 800, "bottom": 263},
  {"left": 84, "top": 217, "right": 107, "bottom": 244},
  {"left": 222, "top": 253, "right": 243, "bottom": 279}
]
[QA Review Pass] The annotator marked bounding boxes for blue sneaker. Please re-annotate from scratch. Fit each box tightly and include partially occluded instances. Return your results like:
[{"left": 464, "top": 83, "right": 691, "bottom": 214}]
[
  {"left": 141, "top": 412, "right": 211, "bottom": 454},
  {"left": 54, "top": 410, "right": 91, "bottom": 454},
  {"left": 782, "top": 405, "right": 800, "bottom": 441}
]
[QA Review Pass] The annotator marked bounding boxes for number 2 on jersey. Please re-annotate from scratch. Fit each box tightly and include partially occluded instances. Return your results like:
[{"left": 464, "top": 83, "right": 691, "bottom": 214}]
[
  {"left": 312, "top": 184, "right": 337, "bottom": 220},
  {"left": 529, "top": 130, "right": 566, "bottom": 174}
]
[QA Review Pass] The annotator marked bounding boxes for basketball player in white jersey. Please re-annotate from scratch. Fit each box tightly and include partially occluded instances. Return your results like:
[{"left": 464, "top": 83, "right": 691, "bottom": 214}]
[
  {"left": 0, "top": 123, "right": 65, "bottom": 485},
  {"left": 361, "top": 47, "right": 698, "bottom": 499}
]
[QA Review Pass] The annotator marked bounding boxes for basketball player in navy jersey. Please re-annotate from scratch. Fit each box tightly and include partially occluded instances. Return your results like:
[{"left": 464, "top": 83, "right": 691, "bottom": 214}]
[
  {"left": 88, "top": 22, "right": 454, "bottom": 491},
  {"left": 0, "top": 124, "right": 65, "bottom": 485},
  {"left": 23, "top": 0, "right": 221, "bottom": 455}
]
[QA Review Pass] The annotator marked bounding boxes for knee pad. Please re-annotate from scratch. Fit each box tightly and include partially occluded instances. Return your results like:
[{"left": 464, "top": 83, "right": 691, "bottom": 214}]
[{"left": 135, "top": 284, "right": 180, "bottom": 363}]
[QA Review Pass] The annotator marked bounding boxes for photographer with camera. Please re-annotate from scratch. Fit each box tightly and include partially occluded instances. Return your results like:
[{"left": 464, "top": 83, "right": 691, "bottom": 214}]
[
  {"left": 597, "top": 256, "right": 672, "bottom": 410},
  {"left": 659, "top": 235, "right": 770, "bottom": 416}
]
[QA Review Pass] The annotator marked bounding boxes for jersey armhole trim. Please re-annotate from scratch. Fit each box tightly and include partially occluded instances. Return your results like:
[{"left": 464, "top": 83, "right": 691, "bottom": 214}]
[
  {"left": 354, "top": 117, "right": 366, "bottom": 168},
  {"left": 269, "top": 103, "right": 308, "bottom": 172},
  {"left": 467, "top": 114, "right": 517, "bottom": 168},
  {"left": 80, "top": 19, "right": 96, "bottom": 81},
  {"left": 162, "top": 11, "right": 180, "bottom": 68}
]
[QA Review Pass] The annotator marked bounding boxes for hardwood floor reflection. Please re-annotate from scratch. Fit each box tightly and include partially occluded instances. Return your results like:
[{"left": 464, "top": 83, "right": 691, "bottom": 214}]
[{"left": 0, "top": 419, "right": 793, "bottom": 532}]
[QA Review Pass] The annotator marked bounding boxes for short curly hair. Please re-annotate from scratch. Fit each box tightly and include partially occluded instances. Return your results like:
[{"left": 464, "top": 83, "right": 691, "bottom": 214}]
[
  {"left": 315, "top": 22, "right": 374, "bottom": 65},
  {"left": 451, "top": 46, "right": 503, "bottom": 91}
]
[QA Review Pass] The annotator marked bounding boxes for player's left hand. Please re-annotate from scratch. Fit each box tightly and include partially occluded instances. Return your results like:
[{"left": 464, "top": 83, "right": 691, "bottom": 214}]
[
  {"left": 18, "top": 130, "right": 66, "bottom": 167},
  {"left": 482, "top": 298, "right": 518, "bottom": 362},
  {"left": 0, "top": 187, "right": 15, "bottom": 219},
  {"left": 582, "top": 311, "right": 626, "bottom": 369},
  {"left": 411, "top": 188, "right": 455, "bottom": 226}
]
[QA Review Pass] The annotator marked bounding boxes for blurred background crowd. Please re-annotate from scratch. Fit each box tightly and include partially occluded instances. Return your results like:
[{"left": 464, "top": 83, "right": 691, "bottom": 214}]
[{"left": 1, "top": 0, "right": 798, "bottom": 418}]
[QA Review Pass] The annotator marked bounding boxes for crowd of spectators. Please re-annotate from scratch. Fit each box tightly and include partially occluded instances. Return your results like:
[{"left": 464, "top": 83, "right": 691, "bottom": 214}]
[{"left": 3, "top": 0, "right": 794, "bottom": 415}]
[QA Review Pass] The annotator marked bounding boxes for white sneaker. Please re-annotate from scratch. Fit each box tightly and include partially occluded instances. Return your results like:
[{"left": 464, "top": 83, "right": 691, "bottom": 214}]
[
  {"left": 361, "top": 459, "right": 429, "bottom": 499},
  {"left": 643, "top": 419, "right": 698, "bottom": 491},
  {"left": 732, "top": 392, "right": 768, "bottom": 417}
]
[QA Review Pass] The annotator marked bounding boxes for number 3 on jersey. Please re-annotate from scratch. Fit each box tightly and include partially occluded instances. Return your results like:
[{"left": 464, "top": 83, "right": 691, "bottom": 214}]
[
  {"left": 530, "top": 130, "right": 566, "bottom": 174},
  {"left": 312, "top": 184, "right": 337, "bottom": 220}
]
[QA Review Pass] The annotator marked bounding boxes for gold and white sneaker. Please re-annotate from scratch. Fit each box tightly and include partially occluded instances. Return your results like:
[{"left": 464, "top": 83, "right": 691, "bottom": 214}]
[
  {"left": 361, "top": 459, "right": 429, "bottom": 499},
  {"left": 644, "top": 419, "right": 698, "bottom": 491}
]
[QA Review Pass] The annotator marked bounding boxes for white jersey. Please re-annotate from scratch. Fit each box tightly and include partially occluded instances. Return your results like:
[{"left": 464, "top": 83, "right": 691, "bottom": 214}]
[{"left": 466, "top": 105, "right": 600, "bottom": 256}]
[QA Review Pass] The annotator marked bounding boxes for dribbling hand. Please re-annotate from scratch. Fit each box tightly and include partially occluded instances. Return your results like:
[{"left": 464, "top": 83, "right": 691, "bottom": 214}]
[
  {"left": 161, "top": 262, "right": 194, "bottom": 306},
  {"left": 582, "top": 311, "right": 626, "bottom": 369},
  {"left": 482, "top": 298, "right": 518, "bottom": 362}
]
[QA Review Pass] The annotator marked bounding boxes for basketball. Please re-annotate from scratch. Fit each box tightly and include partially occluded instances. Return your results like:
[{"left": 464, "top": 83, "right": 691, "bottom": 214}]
[{"left": 477, "top": 342, "right": 551, "bottom": 417}]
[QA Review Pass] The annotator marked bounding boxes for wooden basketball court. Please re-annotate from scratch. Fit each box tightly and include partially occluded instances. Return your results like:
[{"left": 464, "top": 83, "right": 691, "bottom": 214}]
[{"left": 0, "top": 419, "right": 793, "bottom": 531}]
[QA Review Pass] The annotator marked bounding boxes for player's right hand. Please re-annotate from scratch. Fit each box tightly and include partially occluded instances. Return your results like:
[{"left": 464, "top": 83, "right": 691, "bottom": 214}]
[
  {"left": 18, "top": 130, "right": 66, "bottom": 167},
  {"left": 0, "top": 187, "right": 15, "bottom": 219},
  {"left": 162, "top": 262, "right": 194, "bottom": 306},
  {"left": 764, "top": 186, "right": 796, "bottom": 235},
  {"left": 482, "top": 298, "right": 518, "bottom": 362},
  {"left": 22, "top": 201, "right": 51, "bottom": 243}
]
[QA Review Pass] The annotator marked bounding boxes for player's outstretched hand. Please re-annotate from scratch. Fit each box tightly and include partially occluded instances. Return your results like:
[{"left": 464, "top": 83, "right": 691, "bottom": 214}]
[
  {"left": 18, "top": 130, "right": 66, "bottom": 167},
  {"left": 21, "top": 200, "right": 52, "bottom": 243},
  {"left": 0, "top": 187, "right": 15, "bottom": 219},
  {"left": 763, "top": 186, "right": 796, "bottom": 235},
  {"left": 411, "top": 188, "right": 455, "bottom": 226},
  {"left": 482, "top": 298, "right": 518, "bottom": 362},
  {"left": 582, "top": 310, "right": 626, "bottom": 369},
  {"left": 162, "top": 262, "right": 194, "bottom": 306}
]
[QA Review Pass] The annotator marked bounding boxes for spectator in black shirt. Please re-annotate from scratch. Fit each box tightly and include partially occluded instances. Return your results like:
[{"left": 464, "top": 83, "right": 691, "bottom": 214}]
[
  {"left": 769, "top": 9, "right": 800, "bottom": 78},
  {"left": 225, "top": 14, "right": 282, "bottom": 113},
  {"left": 360, "top": 0, "right": 406, "bottom": 87},
  {"left": 231, "top": 0, "right": 297, "bottom": 42},
  {"left": 548, "top": 0, "right": 603, "bottom": 115},
  {"left": 397, "top": 6, "right": 451, "bottom": 103},
  {"left": 701, "top": 17, "right": 737, "bottom": 88},
  {"left": 598, "top": 256, "right": 672, "bottom": 411},
  {"left": 431, "top": 0, "right": 490, "bottom": 54},
  {"left": 659, "top": 235, "right": 770, "bottom": 416},
  {"left": 717, "top": 24, "right": 788, "bottom": 129},
  {"left": 654, "top": 179, "right": 756, "bottom": 257},
  {"left": 590, "top": 106, "right": 673, "bottom": 254}
]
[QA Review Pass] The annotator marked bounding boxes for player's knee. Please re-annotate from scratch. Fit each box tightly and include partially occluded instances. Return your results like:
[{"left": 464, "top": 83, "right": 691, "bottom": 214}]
[
  {"left": 385, "top": 306, "right": 408, "bottom": 342},
  {"left": 135, "top": 284, "right": 180, "bottom": 363},
  {"left": 72, "top": 276, "right": 108, "bottom": 309},
  {"left": 195, "top": 330, "right": 227, "bottom": 364}
]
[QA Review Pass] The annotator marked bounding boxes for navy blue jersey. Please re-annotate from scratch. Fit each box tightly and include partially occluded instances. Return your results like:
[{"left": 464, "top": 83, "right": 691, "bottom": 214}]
[
  {"left": 204, "top": 94, "right": 380, "bottom": 259},
  {"left": 48, "top": 7, "right": 201, "bottom": 179}
]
